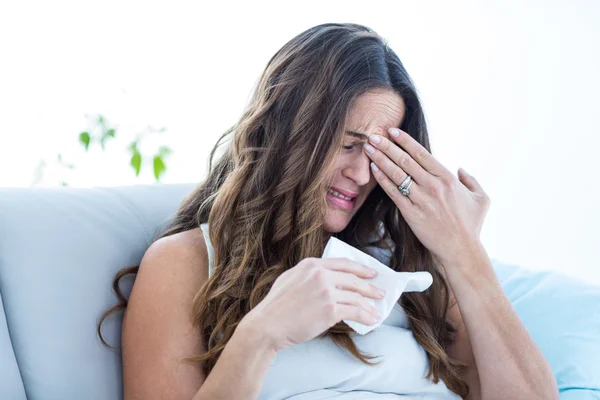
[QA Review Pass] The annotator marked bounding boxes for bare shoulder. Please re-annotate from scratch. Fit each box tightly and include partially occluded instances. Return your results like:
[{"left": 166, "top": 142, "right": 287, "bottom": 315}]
[
  {"left": 145, "top": 227, "right": 208, "bottom": 269},
  {"left": 121, "top": 227, "right": 209, "bottom": 400}
]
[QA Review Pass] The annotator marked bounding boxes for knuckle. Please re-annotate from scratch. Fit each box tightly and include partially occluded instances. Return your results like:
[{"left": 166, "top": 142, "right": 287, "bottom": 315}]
[
  {"left": 324, "top": 302, "right": 337, "bottom": 318},
  {"left": 428, "top": 182, "right": 443, "bottom": 197},
  {"left": 442, "top": 174, "right": 456, "bottom": 188},
  {"left": 311, "top": 267, "right": 327, "bottom": 282},
  {"left": 399, "top": 155, "right": 411, "bottom": 169},
  {"left": 415, "top": 149, "right": 430, "bottom": 164},
  {"left": 320, "top": 286, "right": 336, "bottom": 301},
  {"left": 304, "top": 257, "right": 318, "bottom": 268},
  {"left": 380, "top": 138, "right": 389, "bottom": 150}
]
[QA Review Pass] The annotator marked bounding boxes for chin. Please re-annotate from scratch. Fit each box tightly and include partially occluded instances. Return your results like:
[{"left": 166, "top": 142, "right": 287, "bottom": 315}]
[
  {"left": 323, "top": 220, "right": 349, "bottom": 234},
  {"left": 323, "top": 210, "right": 354, "bottom": 234}
]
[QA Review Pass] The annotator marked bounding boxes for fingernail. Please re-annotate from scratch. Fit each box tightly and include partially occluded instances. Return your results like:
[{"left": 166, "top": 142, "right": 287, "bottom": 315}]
[
  {"left": 368, "top": 134, "right": 381, "bottom": 144},
  {"left": 378, "top": 288, "right": 386, "bottom": 297},
  {"left": 364, "top": 143, "right": 376, "bottom": 154},
  {"left": 370, "top": 162, "right": 379, "bottom": 172},
  {"left": 389, "top": 128, "right": 400, "bottom": 137},
  {"left": 369, "top": 267, "right": 378, "bottom": 276}
]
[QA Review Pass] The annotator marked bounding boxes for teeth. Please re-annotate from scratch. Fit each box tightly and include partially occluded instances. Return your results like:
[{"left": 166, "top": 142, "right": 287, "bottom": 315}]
[{"left": 327, "top": 189, "right": 353, "bottom": 201}]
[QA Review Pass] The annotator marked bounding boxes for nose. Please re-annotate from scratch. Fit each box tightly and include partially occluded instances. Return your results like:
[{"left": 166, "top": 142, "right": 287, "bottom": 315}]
[{"left": 342, "top": 151, "right": 372, "bottom": 186}]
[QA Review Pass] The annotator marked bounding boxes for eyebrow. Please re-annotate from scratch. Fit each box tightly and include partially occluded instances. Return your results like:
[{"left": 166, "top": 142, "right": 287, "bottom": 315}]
[{"left": 345, "top": 130, "right": 369, "bottom": 141}]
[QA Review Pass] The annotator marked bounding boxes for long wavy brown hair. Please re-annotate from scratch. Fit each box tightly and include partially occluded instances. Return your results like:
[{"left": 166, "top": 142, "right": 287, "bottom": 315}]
[{"left": 98, "top": 22, "right": 469, "bottom": 397}]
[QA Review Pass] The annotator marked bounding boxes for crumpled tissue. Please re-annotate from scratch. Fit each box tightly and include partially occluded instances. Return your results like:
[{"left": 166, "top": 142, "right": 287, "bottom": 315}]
[{"left": 322, "top": 236, "right": 433, "bottom": 335}]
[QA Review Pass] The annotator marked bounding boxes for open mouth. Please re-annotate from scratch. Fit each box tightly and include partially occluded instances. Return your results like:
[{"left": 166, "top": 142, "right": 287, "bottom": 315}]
[
  {"left": 326, "top": 188, "right": 357, "bottom": 210},
  {"left": 327, "top": 188, "right": 354, "bottom": 201}
]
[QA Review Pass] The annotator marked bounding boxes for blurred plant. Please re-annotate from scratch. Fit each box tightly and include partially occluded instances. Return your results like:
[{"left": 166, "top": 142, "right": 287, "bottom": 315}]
[
  {"left": 31, "top": 114, "right": 172, "bottom": 187},
  {"left": 79, "top": 114, "right": 172, "bottom": 181},
  {"left": 125, "top": 126, "right": 172, "bottom": 180},
  {"left": 78, "top": 115, "right": 116, "bottom": 151}
]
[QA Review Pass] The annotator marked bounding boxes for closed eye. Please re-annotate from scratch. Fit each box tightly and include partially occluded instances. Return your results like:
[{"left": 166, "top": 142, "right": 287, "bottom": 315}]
[{"left": 343, "top": 141, "right": 362, "bottom": 151}]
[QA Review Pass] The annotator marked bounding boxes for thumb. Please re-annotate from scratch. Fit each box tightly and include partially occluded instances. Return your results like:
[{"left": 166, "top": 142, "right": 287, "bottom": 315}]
[{"left": 458, "top": 167, "right": 483, "bottom": 193}]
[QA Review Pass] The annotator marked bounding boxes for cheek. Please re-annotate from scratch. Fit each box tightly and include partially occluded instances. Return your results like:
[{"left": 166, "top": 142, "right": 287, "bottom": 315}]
[
  {"left": 329, "top": 154, "right": 351, "bottom": 178},
  {"left": 327, "top": 167, "right": 343, "bottom": 182}
]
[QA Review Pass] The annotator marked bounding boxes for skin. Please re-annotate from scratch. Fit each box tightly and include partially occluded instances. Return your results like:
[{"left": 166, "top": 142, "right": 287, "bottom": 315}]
[
  {"left": 359, "top": 95, "right": 557, "bottom": 398},
  {"left": 323, "top": 88, "right": 405, "bottom": 233},
  {"left": 121, "top": 88, "right": 557, "bottom": 400},
  {"left": 321, "top": 88, "right": 482, "bottom": 392},
  {"left": 323, "top": 87, "right": 558, "bottom": 399}
]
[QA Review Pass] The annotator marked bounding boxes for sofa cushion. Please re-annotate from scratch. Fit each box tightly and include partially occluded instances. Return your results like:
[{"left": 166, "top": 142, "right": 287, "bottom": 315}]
[
  {"left": 0, "top": 293, "right": 27, "bottom": 399},
  {"left": 0, "top": 184, "right": 195, "bottom": 400},
  {"left": 493, "top": 259, "right": 600, "bottom": 398},
  {"left": 1, "top": 182, "right": 598, "bottom": 399}
]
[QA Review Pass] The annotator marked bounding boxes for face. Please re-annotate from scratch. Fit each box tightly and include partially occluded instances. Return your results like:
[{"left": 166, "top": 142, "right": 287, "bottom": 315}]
[{"left": 323, "top": 88, "right": 406, "bottom": 234}]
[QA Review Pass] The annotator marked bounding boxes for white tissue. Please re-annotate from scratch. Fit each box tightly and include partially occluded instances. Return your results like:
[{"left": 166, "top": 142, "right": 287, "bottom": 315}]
[{"left": 322, "top": 237, "right": 433, "bottom": 335}]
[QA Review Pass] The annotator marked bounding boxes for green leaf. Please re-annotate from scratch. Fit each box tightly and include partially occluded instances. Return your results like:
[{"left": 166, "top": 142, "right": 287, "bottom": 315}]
[
  {"left": 153, "top": 155, "right": 166, "bottom": 181},
  {"left": 130, "top": 152, "right": 142, "bottom": 176},
  {"left": 128, "top": 141, "right": 138, "bottom": 152},
  {"left": 100, "top": 128, "right": 115, "bottom": 151},
  {"left": 158, "top": 145, "right": 172, "bottom": 158},
  {"left": 79, "top": 132, "right": 91, "bottom": 151},
  {"left": 60, "top": 181, "right": 68, "bottom": 187},
  {"left": 98, "top": 115, "right": 105, "bottom": 126}
]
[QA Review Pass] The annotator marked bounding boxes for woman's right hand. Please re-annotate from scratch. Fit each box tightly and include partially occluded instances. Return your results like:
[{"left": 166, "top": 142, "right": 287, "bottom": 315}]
[{"left": 243, "top": 257, "right": 386, "bottom": 352}]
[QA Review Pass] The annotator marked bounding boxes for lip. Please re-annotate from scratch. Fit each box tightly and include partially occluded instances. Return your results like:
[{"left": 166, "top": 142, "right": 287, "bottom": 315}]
[
  {"left": 326, "top": 192, "right": 356, "bottom": 210},
  {"left": 329, "top": 186, "right": 359, "bottom": 199}
]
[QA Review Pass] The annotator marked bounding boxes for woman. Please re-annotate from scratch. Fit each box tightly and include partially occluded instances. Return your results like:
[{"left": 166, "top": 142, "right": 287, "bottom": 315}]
[{"left": 98, "top": 23, "right": 557, "bottom": 399}]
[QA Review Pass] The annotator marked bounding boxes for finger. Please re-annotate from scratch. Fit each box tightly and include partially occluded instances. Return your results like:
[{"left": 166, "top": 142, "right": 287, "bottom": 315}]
[
  {"left": 321, "top": 257, "right": 378, "bottom": 279},
  {"left": 364, "top": 138, "right": 430, "bottom": 185},
  {"left": 335, "top": 289, "right": 380, "bottom": 319},
  {"left": 332, "top": 270, "right": 386, "bottom": 300},
  {"left": 458, "top": 167, "right": 484, "bottom": 194},
  {"left": 388, "top": 128, "right": 451, "bottom": 178},
  {"left": 370, "top": 161, "right": 416, "bottom": 207},
  {"left": 334, "top": 304, "right": 380, "bottom": 326}
]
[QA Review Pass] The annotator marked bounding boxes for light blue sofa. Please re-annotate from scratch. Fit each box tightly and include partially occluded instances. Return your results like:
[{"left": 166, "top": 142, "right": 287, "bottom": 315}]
[{"left": 0, "top": 184, "right": 599, "bottom": 399}]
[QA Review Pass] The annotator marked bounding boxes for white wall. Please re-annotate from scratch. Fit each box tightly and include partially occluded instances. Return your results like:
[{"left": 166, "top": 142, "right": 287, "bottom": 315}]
[{"left": 1, "top": 0, "right": 598, "bottom": 283}]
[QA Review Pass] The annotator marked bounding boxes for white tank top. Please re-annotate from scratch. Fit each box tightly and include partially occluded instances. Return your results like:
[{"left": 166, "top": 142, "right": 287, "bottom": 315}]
[{"left": 199, "top": 223, "right": 461, "bottom": 400}]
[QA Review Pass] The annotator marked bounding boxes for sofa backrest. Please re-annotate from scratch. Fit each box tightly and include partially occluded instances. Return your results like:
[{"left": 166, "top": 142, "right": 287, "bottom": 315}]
[
  {"left": 2, "top": 183, "right": 600, "bottom": 399},
  {"left": 0, "top": 183, "right": 196, "bottom": 400}
]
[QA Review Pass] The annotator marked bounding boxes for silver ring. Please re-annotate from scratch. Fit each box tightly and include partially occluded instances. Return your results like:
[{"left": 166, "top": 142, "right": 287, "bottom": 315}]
[{"left": 398, "top": 175, "right": 413, "bottom": 196}]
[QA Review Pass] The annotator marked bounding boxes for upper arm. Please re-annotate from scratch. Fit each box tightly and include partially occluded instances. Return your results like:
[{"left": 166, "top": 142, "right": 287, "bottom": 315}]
[{"left": 121, "top": 229, "right": 209, "bottom": 400}]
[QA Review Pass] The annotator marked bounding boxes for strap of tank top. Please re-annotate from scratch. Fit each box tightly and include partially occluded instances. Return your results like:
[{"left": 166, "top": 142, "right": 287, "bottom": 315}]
[{"left": 199, "top": 223, "right": 214, "bottom": 277}]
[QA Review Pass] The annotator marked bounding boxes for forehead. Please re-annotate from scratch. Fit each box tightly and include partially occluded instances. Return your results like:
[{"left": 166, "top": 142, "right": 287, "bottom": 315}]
[{"left": 345, "top": 89, "right": 406, "bottom": 139}]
